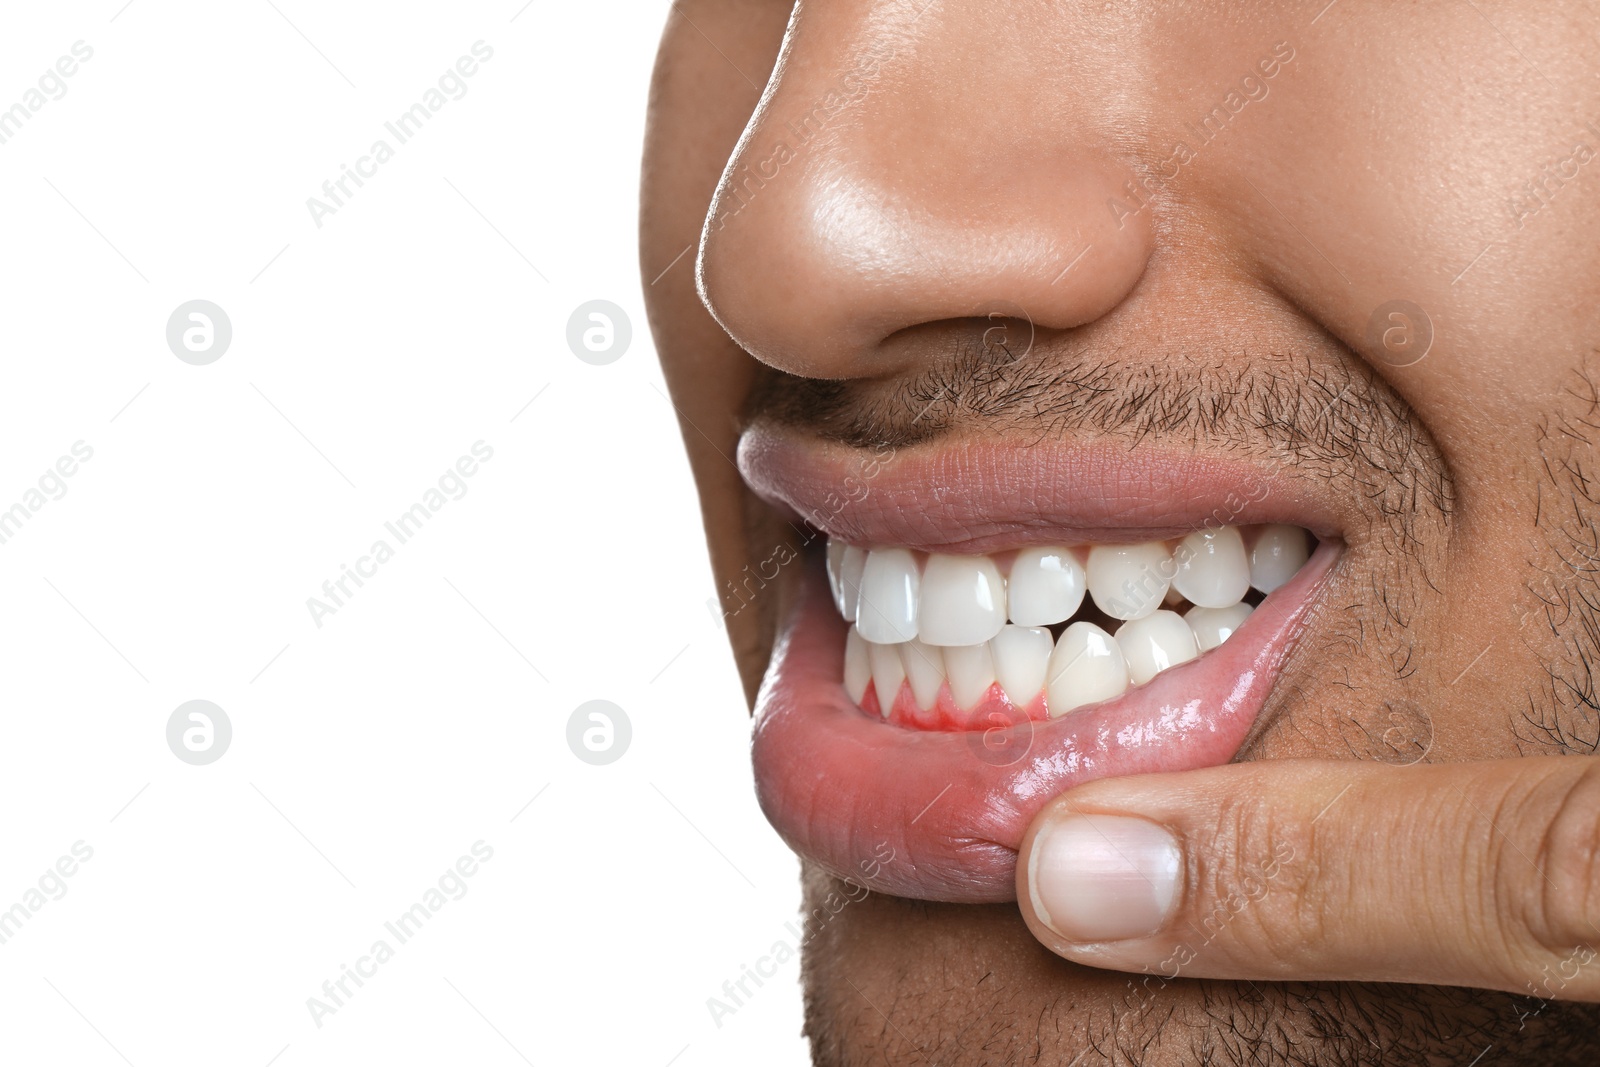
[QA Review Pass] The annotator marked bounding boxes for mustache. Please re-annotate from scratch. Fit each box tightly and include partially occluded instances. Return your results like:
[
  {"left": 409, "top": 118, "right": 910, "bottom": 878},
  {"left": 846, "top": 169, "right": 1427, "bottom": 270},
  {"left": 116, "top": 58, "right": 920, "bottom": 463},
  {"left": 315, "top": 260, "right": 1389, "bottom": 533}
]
[{"left": 744, "top": 335, "right": 1455, "bottom": 534}]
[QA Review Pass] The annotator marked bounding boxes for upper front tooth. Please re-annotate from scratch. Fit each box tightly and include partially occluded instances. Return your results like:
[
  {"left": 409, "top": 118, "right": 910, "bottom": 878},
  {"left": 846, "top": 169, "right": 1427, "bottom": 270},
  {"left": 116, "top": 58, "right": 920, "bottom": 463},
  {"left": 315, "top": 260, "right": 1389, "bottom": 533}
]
[
  {"left": 827, "top": 541, "right": 848, "bottom": 613},
  {"left": 1087, "top": 541, "right": 1174, "bottom": 621},
  {"left": 918, "top": 553, "right": 1007, "bottom": 646},
  {"left": 1171, "top": 527, "right": 1250, "bottom": 609},
  {"left": 1186, "top": 602, "right": 1254, "bottom": 652},
  {"left": 856, "top": 548, "right": 920, "bottom": 643},
  {"left": 827, "top": 540, "right": 867, "bottom": 620},
  {"left": 867, "top": 640, "right": 906, "bottom": 716},
  {"left": 943, "top": 642, "right": 996, "bottom": 710},
  {"left": 1046, "top": 621, "right": 1129, "bottom": 716},
  {"left": 1116, "top": 610, "right": 1199, "bottom": 686},
  {"left": 832, "top": 544, "right": 866, "bottom": 620},
  {"left": 900, "top": 639, "right": 946, "bottom": 711},
  {"left": 990, "top": 624, "right": 1052, "bottom": 707},
  {"left": 1007, "top": 546, "right": 1085, "bottom": 626},
  {"left": 1249, "top": 524, "right": 1310, "bottom": 594},
  {"left": 843, "top": 625, "right": 871, "bottom": 704}
]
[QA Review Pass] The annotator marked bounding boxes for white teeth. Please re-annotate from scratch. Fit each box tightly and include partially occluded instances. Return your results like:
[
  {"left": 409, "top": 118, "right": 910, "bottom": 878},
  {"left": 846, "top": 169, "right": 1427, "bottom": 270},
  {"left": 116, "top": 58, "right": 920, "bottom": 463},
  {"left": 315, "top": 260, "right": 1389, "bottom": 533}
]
[
  {"left": 943, "top": 642, "right": 996, "bottom": 710},
  {"left": 836, "top": 524, "right": 1313, "bottom": 720},
  {"left": 844, "top": 625, "right": 871, "bottom": 704},
  {"left": 1006, "top": 547, "right": 1086, "bottom": 626},
  {"left": 867, "top": 640, "right": 906, "bottom": 716},
  {"left": 1171, "top": 527, "right": 1250, "bottom": 609},
  {"left": 826, "top": 541, "right": 867, "bottom": 620},
  {"left": 827, "top": 540, "right": 847, "bottom": 609},
  {"left": 1116, "top": 610, "right": 1200, "bottom": 687},
  {"left": 919, "top": 553, "right": 1007, "bottom": 646},
  {"left": 900, "top": 639, "right": 946, "bottom": 711},
  {"left": 1186, "top": 602, "right": 1254, "bottom": 652},
  {"left": 1046, "top": 621, "right": 1129, "bottom": 717},
  {"left": 856, "top": 547, "right": 920, "bottom": 643},
  {"left": 841, "top": 545, "right": 867, "bottom": 620},
  {"left": 1249, "top": 524, "right": 1310, "bottom": 594},
  {"left": 1087, "top": 541, "right": 1174, "bottom": 621},
  {"left": 989, "top": 624, "right": 1052, "bottom": 707}
]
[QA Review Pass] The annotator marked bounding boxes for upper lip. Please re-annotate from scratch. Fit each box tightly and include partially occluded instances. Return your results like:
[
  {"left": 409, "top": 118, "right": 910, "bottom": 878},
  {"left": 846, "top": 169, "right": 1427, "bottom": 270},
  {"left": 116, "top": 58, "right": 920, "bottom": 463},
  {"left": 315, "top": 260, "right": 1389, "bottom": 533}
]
[
  {"left": 737, "top": 418, "right": 1346, "bottom": 903},
  {"left": 738, "top": 420, "right": 1347, "bottom": 551}
]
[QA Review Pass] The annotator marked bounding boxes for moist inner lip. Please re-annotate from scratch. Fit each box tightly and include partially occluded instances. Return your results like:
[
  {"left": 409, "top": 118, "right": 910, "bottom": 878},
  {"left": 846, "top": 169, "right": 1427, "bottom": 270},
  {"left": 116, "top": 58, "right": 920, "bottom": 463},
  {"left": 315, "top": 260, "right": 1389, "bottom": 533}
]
[{"left": 827, "top": 524, "right": 1317, "bottom": 731}]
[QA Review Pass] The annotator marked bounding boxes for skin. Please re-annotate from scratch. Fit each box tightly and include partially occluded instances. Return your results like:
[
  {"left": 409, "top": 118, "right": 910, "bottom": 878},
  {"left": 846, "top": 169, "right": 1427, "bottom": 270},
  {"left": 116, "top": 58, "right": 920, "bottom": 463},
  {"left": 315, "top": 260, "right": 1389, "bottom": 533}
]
[{"left": 641, "top": 1, "right": 1600, "bottom": 1062}]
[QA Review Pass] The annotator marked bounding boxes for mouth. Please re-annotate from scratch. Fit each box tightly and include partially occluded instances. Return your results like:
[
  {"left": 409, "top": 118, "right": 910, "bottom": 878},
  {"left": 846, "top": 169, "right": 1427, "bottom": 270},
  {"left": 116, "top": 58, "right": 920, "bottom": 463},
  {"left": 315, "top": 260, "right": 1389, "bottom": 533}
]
[{"left": 741, "top": 426, "right": 1342, "bottom": 902}]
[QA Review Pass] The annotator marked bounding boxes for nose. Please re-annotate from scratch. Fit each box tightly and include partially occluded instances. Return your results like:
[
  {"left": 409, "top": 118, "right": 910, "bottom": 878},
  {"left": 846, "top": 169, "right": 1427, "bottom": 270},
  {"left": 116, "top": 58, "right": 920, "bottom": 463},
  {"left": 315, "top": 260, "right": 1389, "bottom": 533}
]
[{"left": 696, "top": 3, "right": 1155, "bottom": 381}]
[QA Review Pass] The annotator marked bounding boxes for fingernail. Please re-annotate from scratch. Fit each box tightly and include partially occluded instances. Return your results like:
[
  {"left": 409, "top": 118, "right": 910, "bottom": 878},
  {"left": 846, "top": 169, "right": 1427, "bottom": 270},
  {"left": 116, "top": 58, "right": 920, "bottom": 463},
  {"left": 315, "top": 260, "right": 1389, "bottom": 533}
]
[{"left": 1027, "top": 813, "right": 1182, "bottom": 942}]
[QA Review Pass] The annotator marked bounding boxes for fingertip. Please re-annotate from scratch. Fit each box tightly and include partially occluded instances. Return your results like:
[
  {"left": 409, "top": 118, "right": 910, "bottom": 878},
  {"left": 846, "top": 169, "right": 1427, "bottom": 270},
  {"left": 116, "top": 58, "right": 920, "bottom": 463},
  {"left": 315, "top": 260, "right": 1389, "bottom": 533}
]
[{"left": 1019, "top": 809, "right": 1185, "bottom": 948}]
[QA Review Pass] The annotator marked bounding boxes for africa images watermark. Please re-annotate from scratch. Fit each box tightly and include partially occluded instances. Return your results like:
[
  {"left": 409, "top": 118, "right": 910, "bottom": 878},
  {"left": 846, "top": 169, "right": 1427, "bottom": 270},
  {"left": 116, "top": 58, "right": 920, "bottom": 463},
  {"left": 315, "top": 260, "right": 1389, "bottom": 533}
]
[
  {"left": 1505, "top": 115, "right": 1600, "bottom": 230},
  {"left": 1108, "top": 40, "right": 1296, "bottom": 229},
  {"left": 0, "top": 41, "right": 94, "bottom": 148},
  {"left": 305, "top": 840, "right": 495, "bottom": 1028},
  {"left": 705, "top": 41, "right": 896, "bottom": 235},
  {"left": 705, "top": 842, "right": 897, "bottom": 1029},
  {"left": 306, "top": 441, "right": 494, "bottom": 628},
  {"left": 706, "top": 441, "right": 896, "bottom": 629},
  {"left": 0, "top": 841, "right": 95, "bottom": 948},
  {"left": 1098, "top": 479, "right": 1272, "bottom": 620},
  {"left": 0, "top": 441, "right": 95, "bottom": 548},
  {"left": 305, "top": 41, "right": 495, "bottom": 229},
  {"left": 1513, "top": 942, "right": 1598, "bottom": 1031},
  {"left": 1120, "top": 839, "right": 1297, "bottom": 1015}
]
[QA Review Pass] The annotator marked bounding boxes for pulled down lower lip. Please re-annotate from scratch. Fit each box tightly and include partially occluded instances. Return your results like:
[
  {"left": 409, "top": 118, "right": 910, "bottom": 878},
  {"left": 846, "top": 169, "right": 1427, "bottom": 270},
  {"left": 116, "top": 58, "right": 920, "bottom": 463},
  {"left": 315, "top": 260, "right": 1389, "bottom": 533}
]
[{"left": 749, "top": 540, "right": 1339, "bottom": 903}]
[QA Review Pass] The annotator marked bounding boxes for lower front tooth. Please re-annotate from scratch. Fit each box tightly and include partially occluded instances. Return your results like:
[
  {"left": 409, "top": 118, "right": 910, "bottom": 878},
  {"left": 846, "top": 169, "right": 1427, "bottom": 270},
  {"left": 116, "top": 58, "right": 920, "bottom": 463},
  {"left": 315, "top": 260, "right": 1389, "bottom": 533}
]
[
  {"left": 1116, "top": 609, "right": 1200, "bottom": 686},
  {"left": 943, "top": 642, "right": 996, "bottom": 710},
  {"left": 900, "top": 639, "right": 946, "bottom": 711},
  {"left": 867, "top": 640, "right": 906, "bottom": 717},
  {"left": 1046, "top": 621, "right": 1129, "bottom": 717},
  {"left": 1186, "top": 602, "right": 1254, "bottom": 652},
  {"left": 990, "top": 624, "right": 1052, "bottom": 707},
  {"left": 844, "top": 625, "right": 871, "bottom": 705}
]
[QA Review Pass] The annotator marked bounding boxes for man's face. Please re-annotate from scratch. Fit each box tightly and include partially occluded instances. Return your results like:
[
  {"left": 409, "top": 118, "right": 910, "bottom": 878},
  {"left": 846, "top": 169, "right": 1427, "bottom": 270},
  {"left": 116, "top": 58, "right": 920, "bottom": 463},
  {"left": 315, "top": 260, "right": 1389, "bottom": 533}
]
[{"left": 641, "top": 1, "right": 1600, "bottom": 1062}]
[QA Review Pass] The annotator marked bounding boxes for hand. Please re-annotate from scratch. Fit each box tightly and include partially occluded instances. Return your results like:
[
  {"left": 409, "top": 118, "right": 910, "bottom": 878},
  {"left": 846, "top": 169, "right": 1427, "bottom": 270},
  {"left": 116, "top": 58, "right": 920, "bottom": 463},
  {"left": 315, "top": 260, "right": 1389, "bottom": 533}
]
[{"left": 1016, "top": 757, "right": 1600, "bottom": 1004}]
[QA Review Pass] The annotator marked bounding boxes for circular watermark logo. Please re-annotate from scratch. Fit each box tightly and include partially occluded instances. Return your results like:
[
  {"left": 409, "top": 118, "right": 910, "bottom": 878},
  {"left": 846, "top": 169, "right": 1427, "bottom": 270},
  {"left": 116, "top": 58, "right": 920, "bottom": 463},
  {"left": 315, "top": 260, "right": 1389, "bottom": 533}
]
[
  {"left": 166, "top": 300, "right": 233, "bottom": 366},
  {"left": 1337, "top": 698, "right": 1433, "bottom": 766},
  {"left": 566, "top": 300, "right": 631, "bottom": 366},
  {"left": 1372, "top": 699, "right": 1433, "bottom": 766},
  {"left": 166, "top": 700, "right": 232, "bottom": 766},
  {"left": 567, "top": 699, "right": 631, "bottom": 765},
  {"left": 962, "top": 707, "right": 1037, "bottom": 768},
  {"left": 1365, "top": 300, "right": 1433, "bottom": 368},
  {"left": 980, "top": 299, "right": 1037, "bottom": 367}
]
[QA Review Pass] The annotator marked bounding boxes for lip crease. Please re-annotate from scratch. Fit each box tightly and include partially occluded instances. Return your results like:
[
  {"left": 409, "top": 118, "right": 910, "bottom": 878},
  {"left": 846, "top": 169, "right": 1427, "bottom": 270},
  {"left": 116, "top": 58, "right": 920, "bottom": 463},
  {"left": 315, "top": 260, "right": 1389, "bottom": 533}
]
[{"left": 740, "top": 426, "right": 1343, "bottom": 903}]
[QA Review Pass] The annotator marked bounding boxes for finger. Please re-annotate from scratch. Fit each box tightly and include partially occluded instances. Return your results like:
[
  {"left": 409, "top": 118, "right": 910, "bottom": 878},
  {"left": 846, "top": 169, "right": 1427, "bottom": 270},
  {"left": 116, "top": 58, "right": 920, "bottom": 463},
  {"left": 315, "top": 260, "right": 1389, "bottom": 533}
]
[{"left": 1015, "top": 757, "right": 1600, "bottom": 1001}]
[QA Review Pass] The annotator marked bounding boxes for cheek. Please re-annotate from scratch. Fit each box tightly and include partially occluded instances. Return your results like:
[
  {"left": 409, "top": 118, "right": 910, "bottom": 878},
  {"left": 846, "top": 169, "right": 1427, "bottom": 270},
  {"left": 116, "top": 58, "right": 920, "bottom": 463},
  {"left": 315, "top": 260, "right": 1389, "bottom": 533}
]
[
  {"left": 1212, "top": 7, "right": 1600, "bottom": 448},
  {"left": 640, "top": 3, "right": 792, "bottom": 700}
]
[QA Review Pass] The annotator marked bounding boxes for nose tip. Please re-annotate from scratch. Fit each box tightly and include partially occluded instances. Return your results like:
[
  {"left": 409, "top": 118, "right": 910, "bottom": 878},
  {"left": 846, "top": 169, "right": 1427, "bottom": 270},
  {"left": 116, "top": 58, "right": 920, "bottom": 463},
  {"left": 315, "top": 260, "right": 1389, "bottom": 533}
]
[{"left": 696, "top": 90, "right": 1155, "bottom": 381}]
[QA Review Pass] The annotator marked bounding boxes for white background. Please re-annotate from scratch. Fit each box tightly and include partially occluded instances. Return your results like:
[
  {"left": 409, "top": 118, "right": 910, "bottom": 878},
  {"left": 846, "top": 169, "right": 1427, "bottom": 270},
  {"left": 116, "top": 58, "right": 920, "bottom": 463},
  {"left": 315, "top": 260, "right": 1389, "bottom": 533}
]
[{"left": 0, "top": 2, "right": 808, "bottom": 1064}]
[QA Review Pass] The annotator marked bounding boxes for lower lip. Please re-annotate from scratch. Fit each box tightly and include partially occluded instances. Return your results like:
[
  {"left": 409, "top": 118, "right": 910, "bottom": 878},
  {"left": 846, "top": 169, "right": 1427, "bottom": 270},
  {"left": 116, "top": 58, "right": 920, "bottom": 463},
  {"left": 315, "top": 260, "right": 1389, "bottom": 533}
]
[{"left": 750, "top": 541, "right": 1339, "bottom": 903}]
